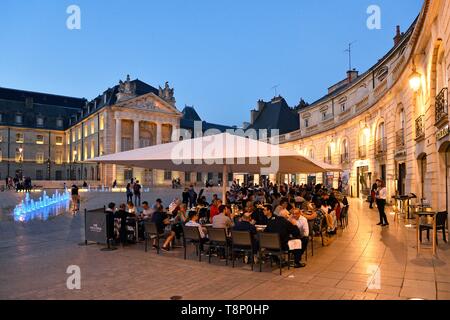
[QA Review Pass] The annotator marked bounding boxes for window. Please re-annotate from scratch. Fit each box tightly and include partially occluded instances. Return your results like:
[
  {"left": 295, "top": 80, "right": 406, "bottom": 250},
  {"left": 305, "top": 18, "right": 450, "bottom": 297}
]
[
  {"left": 55, "top": 151, "right": 63, "bottom": 165},
  {"left": 15, "top": 114, "right": 23, "bottom": 124},
  {"left": 78, "top": 128, "right": 81, "bottom": 140},
  {"left": 185, "top": 172, "right": 191, "bottom": 182},
  {"left": 36, "top": 135, "right": 44, "bottom": 145},
  {"left": 99, "top": 114, "right": 105, "bottom": 130},
  {"left": 36, "top": 170, "right": 43, "bottom": 180},
  {"left": 341, "top": 103, "right": 346, "bottom": 112},
  {"left": 55, "top": 170, "right": 62, "bottom": 181},
  {"left": 72, "top": 131, "right": 76, "bottom": 143},
  {"left": 322, "top": 112, "right": 327, "bottom": 120},
  {"left": 91, "top": 141, "right": 95, "bottom": 159},
  {"left": 36, "top": 152, "right": 44, "bottom": 164},
  {"left": 16, "top": 133, "right": 24, "bottom": 143},
  {"left": 121, "top": 137, "right": 132, "bottom": 151},
  {"left": 207, "top": 172, "right": 213, "bottom": 181},
  {"left": 90, "top": 121, "right": 95, "bottom": 135},
  {"left": 164, "top": 170, "right": 172, "bottom": 181},
  {"left": 56, "top": 136, "right": 63, "bottom": 146},
  {"left": 0, "top": 135, "right": 3, "bottom": 142},
  {"left": 73, "top": 150, "right": 78, "bottom": 162},
  {"left": 36, "top": 116, "right": 44, "bottom": 127},
  {"left": 84, "top": 125, "right": 88, "bottom": 137},
  {"left": 84, "top": 144, "right": 88, "bottom": 160},
  {"left": 99, "top": 142, "right": 104, "bottom": 156},
  {"left": 197, "top": 172, "right": 202, "bottom": 182},
  {"left": 56, "top": 119, "right": 63, "bottom": 128},
  {"left": 304, "top": 119, "right": 309, "bottom": 128}
]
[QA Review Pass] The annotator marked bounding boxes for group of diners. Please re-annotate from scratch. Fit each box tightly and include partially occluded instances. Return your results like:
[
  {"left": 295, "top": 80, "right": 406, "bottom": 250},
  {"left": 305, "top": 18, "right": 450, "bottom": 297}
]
[{"left": 104, "top": 181, "right": 348, "bottom": 271}]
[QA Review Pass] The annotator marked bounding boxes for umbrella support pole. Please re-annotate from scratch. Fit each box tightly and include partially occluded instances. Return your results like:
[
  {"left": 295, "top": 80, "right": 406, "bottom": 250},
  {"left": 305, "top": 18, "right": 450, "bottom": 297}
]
[{"left": 222, "top": 164, "right": 228, "bottom": 204}]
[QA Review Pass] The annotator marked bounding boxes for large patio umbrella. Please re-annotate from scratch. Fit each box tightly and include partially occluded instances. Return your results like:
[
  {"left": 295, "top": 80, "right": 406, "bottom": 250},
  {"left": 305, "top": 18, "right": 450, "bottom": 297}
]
[{"left": 88, "top": 133, "right": 341, "bottom": 203}]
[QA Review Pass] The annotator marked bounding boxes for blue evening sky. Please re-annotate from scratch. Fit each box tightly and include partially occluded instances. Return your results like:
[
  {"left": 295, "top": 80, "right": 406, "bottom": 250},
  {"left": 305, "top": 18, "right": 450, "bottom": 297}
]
[{"left": 0, "top": 0, "right": 422, "bottom": 126}]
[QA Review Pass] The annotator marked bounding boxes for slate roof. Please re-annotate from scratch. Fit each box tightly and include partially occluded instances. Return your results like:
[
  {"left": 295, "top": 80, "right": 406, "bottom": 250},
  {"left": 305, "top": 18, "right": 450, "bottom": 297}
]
[
  {"left": 247, "top": 96, "right": 299, "bottom": 135},
  {"left": 180, "top": 106, "right": 235, "bottom": 133}
]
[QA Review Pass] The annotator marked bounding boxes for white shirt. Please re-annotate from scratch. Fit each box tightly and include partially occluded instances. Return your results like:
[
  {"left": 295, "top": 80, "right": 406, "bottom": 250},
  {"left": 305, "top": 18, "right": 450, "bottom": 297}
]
[
  {"left": 296, "top": 215, "right": 309, "bottom": 238},
  {"left": 141, "top": 208, "right": 153, "bottom": 220},
  {"left": 185, "top": 220, "right": 206, "bottom": 238},
  {"left": 377, "top": 187, "right": 387, "bottom": 200}
]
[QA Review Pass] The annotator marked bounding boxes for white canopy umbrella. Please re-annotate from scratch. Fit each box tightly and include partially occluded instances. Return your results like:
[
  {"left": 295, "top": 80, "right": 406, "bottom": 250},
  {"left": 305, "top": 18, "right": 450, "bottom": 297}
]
[{"left": 88, "top": 133, "right": 341, "bottom": 202}]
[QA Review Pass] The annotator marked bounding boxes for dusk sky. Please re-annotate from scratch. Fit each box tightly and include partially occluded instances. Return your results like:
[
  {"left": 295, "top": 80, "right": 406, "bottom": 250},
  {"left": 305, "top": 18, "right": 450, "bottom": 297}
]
[{"left": 1, "top": 0, "right": 423, "bottom": 126}]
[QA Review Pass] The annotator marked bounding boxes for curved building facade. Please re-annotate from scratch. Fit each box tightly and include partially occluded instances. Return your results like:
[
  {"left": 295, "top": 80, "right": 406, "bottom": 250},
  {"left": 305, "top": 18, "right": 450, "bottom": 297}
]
[{"left": 278, "top": 0, "right": 450, "bottom": 213}]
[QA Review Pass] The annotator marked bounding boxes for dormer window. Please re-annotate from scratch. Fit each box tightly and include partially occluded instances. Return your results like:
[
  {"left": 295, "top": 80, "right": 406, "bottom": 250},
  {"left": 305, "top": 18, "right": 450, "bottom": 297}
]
[
  {"left": 322, "top": 112, "right": 327, "bottom": 120},
  {"left": 15, "top": 114, "right": 23, "bottom": 125},
  {"left": 304, "top": 119, "right": 309, "bottom": 128},
  {"left": 56, "top": 119, "right": 63, "bottom": 128},
  {"left": 341, "top": 103, "right": 346, "bottom": 112},
  {"left": 36, "top": 135, "right": 44, "bottom": 145},
  {"left": 36, "top": 116, "right": 44, "bottom": 127}
]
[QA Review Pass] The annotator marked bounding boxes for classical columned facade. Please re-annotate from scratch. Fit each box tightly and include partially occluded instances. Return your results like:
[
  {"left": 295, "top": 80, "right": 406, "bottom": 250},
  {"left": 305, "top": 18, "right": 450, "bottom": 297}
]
[{"left": 278, "top": 0, "right": 450, "bottom": 213}]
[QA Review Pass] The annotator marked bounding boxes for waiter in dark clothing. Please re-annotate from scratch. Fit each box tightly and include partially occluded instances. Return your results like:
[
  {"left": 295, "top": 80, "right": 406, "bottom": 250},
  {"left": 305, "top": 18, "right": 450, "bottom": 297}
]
[{"left": 262, "top": 205, "right": 305, "bottom": 268}]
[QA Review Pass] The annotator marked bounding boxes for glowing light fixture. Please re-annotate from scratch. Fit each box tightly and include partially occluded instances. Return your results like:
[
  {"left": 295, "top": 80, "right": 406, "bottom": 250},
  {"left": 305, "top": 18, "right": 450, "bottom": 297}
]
[{"left": 409, "top": 69, "right": 421, "bottom": 92}]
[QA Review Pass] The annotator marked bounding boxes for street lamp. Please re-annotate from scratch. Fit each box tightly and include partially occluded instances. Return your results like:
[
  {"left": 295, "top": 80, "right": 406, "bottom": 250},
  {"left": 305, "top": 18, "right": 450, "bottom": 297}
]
[
  {"left": 18, "top": 146, "right": 23, "bottom": 178},
  {"left": 409, "top": 69, "right": 422, "bottom": 92}
]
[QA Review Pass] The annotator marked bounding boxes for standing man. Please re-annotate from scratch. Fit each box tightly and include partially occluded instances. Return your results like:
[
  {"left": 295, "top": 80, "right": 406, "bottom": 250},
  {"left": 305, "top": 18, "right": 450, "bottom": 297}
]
[
  {"left": 71, "top": 184, "right": 79, "bottom": 213},
  {"left": 133, "top": 180, "right": 142, "bottom": 207},
  {"left": 376, "top": 180, "right": 389, "bottom": 227}
]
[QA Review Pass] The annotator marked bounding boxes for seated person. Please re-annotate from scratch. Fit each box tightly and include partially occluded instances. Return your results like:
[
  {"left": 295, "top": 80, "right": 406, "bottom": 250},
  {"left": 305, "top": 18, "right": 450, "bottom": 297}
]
[
  {"left": 140, "top": 201, "right": 152, "bottom": 220},
  {"left": 291, "top": 209, "right": 309, "bottom": 263},
  {"left": 171, "top": 203, "right": 188, "bottom": 241},
  {"left": 150, "top": 208, "right": 175, "bottom": 251},
  {"left": 114, "top": 204, "right": 132, "bottom": 244},
  {"left": 252, "top": 203, "right": 268, "bottom": 226},
  {"left": 274, "top": 199, "right": 290, "bottom": 217},
  {"left": 153, "top": 199, "right": 163, "bottom": 212},
  {"left": 212, "top": 204, "right": 234, "bottom": 234},
  {"left": 232, "top": 212, "right": 259, "bottom": 256},
  {"left": 209, "top": 199, "right": 222, "bottom": 223},
  {"left": 263, "top": 205, "right": 305, "bottom": 268},
  {"left": 127, "top": 201, "right": 136, "bottom": 215},
  {"left": 185, "top": 211, "right": 208, "bottom": 251}
]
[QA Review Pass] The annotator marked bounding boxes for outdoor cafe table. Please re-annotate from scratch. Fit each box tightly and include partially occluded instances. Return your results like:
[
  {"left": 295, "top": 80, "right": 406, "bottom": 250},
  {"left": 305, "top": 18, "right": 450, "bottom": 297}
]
[{"left": 415, "top": 211, "right": 438, "bottom": 255}]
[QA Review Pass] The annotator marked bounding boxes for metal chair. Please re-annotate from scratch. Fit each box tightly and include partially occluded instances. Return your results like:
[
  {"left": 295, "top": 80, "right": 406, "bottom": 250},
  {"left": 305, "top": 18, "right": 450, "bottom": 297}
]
[
  {"left": 144, "top": 222, "right": 160, "bottom": 254},
  {"left": 419, "top": 211, "right": 448, "bottom": 244},
  {"left": 258, "top": 233, "right": 290, "bottom": 275},
  {"left": 183, "top": 226, "right": 203, "bottom": 262},
  {"left": 231, "top": 231, "right": 255, "bottom": 271},
  {"left": 319, "top": 216, "right": 329, "bottom": 246},
  {"left": 206, "top": 228, "right": 230, "bottom": 265}
]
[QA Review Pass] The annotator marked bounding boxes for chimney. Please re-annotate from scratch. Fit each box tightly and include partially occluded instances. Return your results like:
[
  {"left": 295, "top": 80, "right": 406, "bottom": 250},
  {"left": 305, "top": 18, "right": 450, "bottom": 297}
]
[
  {"left": 393, "top": 25, "right": 402, "bottom": 46},
  {"left": 347, "top": 69, "right": 359, "bottom": 83},
  {"left": 257, "top": 99, "right": 265, "bottom": 112}
]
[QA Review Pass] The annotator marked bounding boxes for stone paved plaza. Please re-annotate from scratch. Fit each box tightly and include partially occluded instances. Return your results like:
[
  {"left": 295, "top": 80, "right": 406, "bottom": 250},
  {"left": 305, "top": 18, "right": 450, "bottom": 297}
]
[{"left": 0, "top": 189, "right": 449, "bottom": 300}]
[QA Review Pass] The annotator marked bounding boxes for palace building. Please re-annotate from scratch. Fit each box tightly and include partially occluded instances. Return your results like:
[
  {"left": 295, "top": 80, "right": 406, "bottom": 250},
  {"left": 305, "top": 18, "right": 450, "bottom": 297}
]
[
  {"left": 272, "top": 0, "right": 450, "bottom": 214},
  {"left": 0, "top": 76, "right": 233, "bottom": 187}
]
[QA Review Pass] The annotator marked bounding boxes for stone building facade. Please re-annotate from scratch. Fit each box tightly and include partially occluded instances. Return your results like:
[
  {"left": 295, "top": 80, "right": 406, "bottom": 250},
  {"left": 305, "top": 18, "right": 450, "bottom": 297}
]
[
  {"left": 276, "top": 0, "right": 450, "bottom": 213},
  {"left": 0, "top": 76, "right": 232, "bottom": 187}
]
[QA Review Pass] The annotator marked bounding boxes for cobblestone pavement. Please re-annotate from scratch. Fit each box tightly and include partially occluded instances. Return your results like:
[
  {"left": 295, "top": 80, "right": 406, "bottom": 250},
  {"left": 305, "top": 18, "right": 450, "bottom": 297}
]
[{"left": 0, "top": 189, "right": 449, "bottom": 300}]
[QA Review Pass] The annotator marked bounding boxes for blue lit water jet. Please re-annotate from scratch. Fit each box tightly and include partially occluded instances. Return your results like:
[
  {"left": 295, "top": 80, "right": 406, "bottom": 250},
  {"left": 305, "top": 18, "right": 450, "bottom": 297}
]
[{"left": 13, "top": 190, "right": 71, "bottom": 222}]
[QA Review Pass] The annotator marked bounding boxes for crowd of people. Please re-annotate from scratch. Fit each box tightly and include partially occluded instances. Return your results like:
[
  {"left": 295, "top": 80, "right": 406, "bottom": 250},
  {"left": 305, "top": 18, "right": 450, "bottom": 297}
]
[
  {"left": 104, "top": 180, "right": 349, "bottom": 270},
  {"left": 4, "top": 175, "right": 33, "bottom": 192}
]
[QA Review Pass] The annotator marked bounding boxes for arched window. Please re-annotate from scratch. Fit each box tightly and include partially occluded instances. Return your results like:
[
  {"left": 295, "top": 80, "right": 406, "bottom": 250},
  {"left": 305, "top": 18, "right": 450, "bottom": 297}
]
[
  {"left": 397, "top": 108, "right": 405, "bottom": 148},
  {"left": 359, "top": 131, "right": 368, "bottom": 158}
]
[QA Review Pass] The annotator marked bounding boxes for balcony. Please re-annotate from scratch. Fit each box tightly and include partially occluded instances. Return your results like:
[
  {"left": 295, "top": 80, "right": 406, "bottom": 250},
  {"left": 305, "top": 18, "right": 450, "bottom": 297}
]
[
  {"left": 323, "top": 156, "right": 332, "bottom": 164},
  {"left": 375, "top": 138, "right": 387, "bottom": 157},
  {"left": 358, "top": 146, "right": 367, "bottom": 159},
  {"left": 435, "top": 87, "right": 448, "bottom": 126},
  {"left": 415, "top": 115, "right": 425, "bottom": 140},
  {"left": 340, "top": 154, "right": 349, "bottom": 164},
  {"left": 396, "top": 129, "right": 405, "bottom": 149}
]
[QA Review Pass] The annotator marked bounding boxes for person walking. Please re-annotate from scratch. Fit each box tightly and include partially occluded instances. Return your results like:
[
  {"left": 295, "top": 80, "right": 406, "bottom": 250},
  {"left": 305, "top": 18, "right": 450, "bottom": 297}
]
[
  {"left": 126, "top": 183, "right": 133, "bottom": 203},
  {"left": 133, "top": 180, "right": 142, "bottom": 207},
  {"left": 71, "top": 184, "right": 80, "bottom": 213},
  {"left": 375, "top": 180, "right": 389, "bottom": 227}
]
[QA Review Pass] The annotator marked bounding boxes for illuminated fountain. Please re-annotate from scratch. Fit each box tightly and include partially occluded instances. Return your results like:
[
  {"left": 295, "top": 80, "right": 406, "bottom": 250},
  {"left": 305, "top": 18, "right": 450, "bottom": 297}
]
[{"left": 13, "top": 190, "right": 71, "bottom": 222}]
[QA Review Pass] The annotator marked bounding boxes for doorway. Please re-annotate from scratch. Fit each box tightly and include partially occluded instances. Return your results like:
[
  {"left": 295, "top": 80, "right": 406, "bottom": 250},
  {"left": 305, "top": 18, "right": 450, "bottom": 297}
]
[
  {"left": 398, "top": 163, "right": 406, "bottom": 196},
  {"left": 357, "top": 166, "right": 369, "bottom": 199}
]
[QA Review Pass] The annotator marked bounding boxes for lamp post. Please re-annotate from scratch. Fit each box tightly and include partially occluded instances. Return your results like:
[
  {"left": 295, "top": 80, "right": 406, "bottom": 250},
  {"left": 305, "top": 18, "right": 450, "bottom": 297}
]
[{"left": 18, "top": 146, "right": 23, "bottom": 179}]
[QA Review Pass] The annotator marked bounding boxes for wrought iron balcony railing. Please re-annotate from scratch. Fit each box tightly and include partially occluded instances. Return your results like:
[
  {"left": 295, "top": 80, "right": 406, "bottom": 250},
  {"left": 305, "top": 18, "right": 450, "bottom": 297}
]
[
  {"left": 358, "top": 145, "right": 367, "bottom": 159},
  {"left": 375, "top": 138, "right": 387, "bottom": 156},
  {"left": 323, "top": 156, "right": 332, "bottom": 164},
  {"left": 435, "top": 87, "right": 448, "bottom": 125},
  {"left": 415, "top": 115, "right": 425, "bottom": 140},
  {"left": 340, "top": 154, "right": 349, "bottom": 164},
  {"left": 396, "top": 129, "right": 405, "bottom": 149}
]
